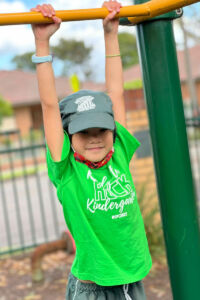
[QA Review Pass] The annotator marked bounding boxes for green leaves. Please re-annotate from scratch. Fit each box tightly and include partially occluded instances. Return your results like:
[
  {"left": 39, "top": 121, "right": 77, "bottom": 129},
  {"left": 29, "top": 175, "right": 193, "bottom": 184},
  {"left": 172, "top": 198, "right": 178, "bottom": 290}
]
[
  {"left": 124, "top": 79, "right": 143, "bottom": 90},
  {"left": 12, "top": 38, "right": 93, "bottom": 79},
  {"left": 118, "top": 32, "right": 139, "bottom": 69},
  {"left": 52, "top": 38, "right": 92, "bottom": 64},
  {"left": 12, "top": 52, "right": 35, "bottom": 71},
  {"left": 51, "top": 38, "right": 92, "bottom": 78},
  {"left": 0, "top": 95, "right": 13, "bottom": 125}
]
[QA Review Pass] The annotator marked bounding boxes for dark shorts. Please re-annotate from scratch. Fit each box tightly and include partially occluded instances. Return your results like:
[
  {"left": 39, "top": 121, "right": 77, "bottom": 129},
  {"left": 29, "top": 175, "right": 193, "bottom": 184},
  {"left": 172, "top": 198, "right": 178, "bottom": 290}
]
[{"left": 66, "top": 272, "right": 146, "bottom": 300}]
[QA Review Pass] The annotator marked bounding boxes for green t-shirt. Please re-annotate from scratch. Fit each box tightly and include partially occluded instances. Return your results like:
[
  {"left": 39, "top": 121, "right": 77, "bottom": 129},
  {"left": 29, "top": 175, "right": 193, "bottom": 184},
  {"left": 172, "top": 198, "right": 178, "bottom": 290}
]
[{"left": 46, "top": 121, "right": 152, "bottom": 286}]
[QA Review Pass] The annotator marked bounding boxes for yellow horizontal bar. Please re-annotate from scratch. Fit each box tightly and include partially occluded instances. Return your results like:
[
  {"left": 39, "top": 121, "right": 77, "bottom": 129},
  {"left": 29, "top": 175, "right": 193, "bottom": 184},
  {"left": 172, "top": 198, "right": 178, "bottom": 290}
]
[
  {"left": 0, "top": 6, "right": 150, "bottom": 26},
  {"left": 128, "top": 0, "right": 200, "bottom": 25},
  {"left": 0, "top": 0, "right": 199, "bottom": 26}
]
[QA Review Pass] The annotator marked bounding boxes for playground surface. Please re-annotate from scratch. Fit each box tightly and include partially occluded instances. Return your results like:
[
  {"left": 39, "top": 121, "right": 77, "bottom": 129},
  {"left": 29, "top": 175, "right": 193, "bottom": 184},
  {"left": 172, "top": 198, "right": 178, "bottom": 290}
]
[{"left": 0, "top": 251, "right": 172, "bottom": 300}]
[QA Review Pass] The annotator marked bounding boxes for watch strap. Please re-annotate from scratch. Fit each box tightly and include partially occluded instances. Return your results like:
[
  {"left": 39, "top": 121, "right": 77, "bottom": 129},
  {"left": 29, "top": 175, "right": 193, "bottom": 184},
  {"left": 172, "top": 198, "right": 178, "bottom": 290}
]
[{"left": 32, "top": 54, "right": 53, "bottom": 64}]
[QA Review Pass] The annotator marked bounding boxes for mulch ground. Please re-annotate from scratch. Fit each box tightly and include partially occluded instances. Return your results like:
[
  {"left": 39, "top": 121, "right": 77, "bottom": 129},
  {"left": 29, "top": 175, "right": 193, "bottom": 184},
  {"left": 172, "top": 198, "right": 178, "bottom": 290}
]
[{"left": 0, "top": 251, "right": 172, "bottom": 300}]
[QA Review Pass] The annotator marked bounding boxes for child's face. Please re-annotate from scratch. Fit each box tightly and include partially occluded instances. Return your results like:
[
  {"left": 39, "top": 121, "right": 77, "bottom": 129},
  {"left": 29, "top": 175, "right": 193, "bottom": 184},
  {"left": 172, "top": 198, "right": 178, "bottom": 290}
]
[{"left": 72, "top": 128, "right": 113, "bottom": 162}]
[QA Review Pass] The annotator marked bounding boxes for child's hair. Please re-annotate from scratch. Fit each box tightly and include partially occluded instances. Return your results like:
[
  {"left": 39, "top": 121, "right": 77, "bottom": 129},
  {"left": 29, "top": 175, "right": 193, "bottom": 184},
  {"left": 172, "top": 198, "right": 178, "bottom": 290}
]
[{"left": 59, "top": 90, "right": 116, "bottom": 140}]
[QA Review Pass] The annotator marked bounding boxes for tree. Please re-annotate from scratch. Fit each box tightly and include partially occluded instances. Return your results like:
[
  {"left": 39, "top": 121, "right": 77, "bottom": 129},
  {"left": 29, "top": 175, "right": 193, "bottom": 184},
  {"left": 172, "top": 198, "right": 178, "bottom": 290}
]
[
  {"left": 51, "top": 38, "right": 92, "bottom": 78},
  {"left": 12, "top": 38, "right": 93, "bottom": 79},
  {"left": 12, "top": 52, "right": 35, "bottom": 71},
  {"left": 118, "top": 32, "right": 139, "bottom": 69},
  {"left": 0, "top": 95, "right": 13, "bottom": 125}
]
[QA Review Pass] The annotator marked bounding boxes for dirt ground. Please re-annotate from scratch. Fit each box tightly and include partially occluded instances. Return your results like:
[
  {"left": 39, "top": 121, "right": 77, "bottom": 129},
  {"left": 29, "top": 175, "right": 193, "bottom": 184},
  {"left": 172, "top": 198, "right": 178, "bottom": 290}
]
[{"left": 0, "top": 251, "right": 173, "bottom": 300}]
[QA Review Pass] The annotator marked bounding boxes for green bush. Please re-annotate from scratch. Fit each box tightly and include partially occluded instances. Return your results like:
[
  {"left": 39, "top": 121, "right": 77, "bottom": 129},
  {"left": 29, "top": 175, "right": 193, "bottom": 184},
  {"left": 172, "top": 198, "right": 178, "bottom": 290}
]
[
  {"left": 124, "top": 79, "right": 143, "bottom": 90},
  {"left": 0, "top": 95, "right": 13, "bottom": 125}
]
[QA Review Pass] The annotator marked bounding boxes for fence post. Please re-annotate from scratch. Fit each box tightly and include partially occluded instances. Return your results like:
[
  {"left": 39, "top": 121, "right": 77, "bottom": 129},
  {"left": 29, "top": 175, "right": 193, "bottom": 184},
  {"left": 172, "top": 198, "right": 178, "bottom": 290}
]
[{"left": 133, "top": 1, "right": 200, "bottom": 298}]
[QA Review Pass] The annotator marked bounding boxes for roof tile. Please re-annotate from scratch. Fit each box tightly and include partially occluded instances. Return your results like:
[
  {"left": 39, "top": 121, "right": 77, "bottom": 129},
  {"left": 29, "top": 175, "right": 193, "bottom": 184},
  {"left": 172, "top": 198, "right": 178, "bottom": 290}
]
[{"left": 0, "top": 70, "right": 105, "bottom": 106}]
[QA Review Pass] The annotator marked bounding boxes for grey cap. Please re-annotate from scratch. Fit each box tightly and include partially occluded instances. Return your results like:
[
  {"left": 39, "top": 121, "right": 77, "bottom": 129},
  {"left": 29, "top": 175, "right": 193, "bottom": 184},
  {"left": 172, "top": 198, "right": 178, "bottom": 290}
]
[{"left": 59, "top": 90, "right": 115, "bottom": 134}]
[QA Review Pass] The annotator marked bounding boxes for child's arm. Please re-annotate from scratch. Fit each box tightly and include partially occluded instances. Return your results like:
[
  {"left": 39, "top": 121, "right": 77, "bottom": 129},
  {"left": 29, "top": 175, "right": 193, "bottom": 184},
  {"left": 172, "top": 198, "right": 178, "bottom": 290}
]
[
  {"left": 103, "top": 1, "right": 126, "bottom": 128},
  {"left": 31, "top": 4, "right": 63, "bottom": 161}
]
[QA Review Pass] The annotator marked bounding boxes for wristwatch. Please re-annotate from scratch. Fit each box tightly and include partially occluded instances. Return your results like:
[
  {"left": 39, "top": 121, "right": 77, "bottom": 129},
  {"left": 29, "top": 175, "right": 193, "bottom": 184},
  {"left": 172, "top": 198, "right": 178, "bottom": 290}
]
[{"left": 32, "top": 54, "right": 53, "bottom": 64}]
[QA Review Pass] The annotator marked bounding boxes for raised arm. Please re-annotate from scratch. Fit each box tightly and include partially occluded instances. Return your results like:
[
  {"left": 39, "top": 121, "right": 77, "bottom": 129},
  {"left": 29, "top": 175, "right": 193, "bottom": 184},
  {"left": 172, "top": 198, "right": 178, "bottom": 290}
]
[
  {"left": 31, "top": 4, "right": 63, "bottom": 161},
  {"left": 103, "top": 1, "right": 126, "bottom": 128}
]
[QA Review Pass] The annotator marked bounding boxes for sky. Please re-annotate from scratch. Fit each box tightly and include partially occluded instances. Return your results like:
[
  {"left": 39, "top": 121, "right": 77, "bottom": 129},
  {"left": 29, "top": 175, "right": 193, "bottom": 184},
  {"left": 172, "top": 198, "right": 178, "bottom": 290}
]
[{"left": 0, "top": 0, "right": 199, "bottom": 82}]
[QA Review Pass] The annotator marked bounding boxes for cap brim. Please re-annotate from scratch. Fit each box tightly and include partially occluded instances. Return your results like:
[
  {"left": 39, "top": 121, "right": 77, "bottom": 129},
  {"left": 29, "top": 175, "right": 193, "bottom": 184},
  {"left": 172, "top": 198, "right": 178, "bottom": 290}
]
[{"left": 68, "top": 112, "right": 115, "bottom": 134}]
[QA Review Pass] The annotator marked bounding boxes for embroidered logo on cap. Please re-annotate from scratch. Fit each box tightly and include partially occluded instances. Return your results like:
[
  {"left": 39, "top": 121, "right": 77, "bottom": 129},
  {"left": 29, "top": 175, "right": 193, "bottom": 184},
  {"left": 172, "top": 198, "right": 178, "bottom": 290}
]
[{"left": 75, "top": 96, "right": 96, "bottom": 112}]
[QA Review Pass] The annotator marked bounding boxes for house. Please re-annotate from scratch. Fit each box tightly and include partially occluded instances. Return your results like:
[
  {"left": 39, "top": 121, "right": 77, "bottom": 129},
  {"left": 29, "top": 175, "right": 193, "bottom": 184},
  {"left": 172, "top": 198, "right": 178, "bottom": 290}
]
[
  {"left": 0, "top": 71, "right": 105, "bottom": 134},
  {"left": 123, "top": 44, "right": 200, "bottom": 108},
  {"left": 1, "top": 45, "right": 199, "bottom": 134}
]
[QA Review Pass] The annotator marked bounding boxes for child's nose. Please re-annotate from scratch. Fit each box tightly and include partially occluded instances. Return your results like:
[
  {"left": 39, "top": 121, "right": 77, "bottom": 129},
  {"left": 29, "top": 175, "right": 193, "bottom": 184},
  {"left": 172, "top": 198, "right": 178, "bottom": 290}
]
[
  {"left": 89, "top": 132, "right": 101, "bottom": 141},
  {"left": 90, "top": 135, "right": 99, "bottom": 140},
  {"left": 91, "top": 132, "right": 99, "bottom": 138}
]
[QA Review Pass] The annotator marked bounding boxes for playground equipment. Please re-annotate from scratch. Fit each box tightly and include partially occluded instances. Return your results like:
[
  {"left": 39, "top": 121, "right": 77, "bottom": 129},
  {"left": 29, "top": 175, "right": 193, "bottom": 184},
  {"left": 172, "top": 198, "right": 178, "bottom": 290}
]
[
  {"left": 0, "top": 0, "right": 198, "bottom": 25},
  {"left": 1, "top": 0, "right": 200, "bottom": 299}
]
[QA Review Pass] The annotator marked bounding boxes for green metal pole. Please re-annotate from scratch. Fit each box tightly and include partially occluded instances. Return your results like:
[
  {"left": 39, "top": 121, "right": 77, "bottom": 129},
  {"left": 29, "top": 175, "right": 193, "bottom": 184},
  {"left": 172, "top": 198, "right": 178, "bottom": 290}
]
[{"left": 133, "top": 1, "right": 200, "bottom": 299}]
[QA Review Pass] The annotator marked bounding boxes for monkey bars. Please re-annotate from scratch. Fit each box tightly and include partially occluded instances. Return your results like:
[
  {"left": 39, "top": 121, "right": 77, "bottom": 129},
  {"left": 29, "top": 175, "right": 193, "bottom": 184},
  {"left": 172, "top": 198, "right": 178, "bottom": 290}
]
[{"left": 0, "top": 0, "right": 199, "bottom": 26}]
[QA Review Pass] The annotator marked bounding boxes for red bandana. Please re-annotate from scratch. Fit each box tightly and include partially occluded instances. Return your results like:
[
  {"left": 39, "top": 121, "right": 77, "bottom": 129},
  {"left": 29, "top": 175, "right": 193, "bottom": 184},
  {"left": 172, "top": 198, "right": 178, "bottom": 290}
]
[{"left": 74, "top": 149, "right": 114, "bottom": 169}]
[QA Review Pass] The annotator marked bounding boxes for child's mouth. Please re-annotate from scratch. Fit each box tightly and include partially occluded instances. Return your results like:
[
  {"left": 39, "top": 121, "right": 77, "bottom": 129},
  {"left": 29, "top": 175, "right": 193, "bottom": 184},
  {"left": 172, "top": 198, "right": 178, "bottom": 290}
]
[{"left": 87, "top": 147, "right": 104, "bottom": 151}]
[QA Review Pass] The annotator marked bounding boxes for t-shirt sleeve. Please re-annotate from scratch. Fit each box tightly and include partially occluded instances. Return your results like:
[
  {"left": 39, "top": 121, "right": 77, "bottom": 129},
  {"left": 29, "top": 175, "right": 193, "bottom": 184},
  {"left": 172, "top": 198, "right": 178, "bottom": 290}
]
[
  {"left": 115, "top": 121, "right": 140, "bottom": 162},
  {"left": 46, "top": 131, "right": 71, "bottom": 188}
]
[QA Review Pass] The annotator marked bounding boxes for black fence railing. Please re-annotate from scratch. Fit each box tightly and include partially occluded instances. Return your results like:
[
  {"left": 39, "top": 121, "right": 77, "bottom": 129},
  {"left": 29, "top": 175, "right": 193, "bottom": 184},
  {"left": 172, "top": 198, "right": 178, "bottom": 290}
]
[{"left": 0, "top": 129, "right": 66, "bottom": 256}]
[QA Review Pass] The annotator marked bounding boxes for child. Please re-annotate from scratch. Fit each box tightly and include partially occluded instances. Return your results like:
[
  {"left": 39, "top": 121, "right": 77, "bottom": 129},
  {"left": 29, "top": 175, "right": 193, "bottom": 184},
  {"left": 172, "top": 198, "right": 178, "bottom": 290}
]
[{"left": 31, "top": 1, "right": 152, "bottom": 299}]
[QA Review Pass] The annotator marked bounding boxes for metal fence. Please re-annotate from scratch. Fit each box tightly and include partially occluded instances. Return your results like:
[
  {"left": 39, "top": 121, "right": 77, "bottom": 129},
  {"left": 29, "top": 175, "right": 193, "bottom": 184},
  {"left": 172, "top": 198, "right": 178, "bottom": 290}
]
[{"left": 0, "top": 129, "right": 66, "bottom": 256}]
